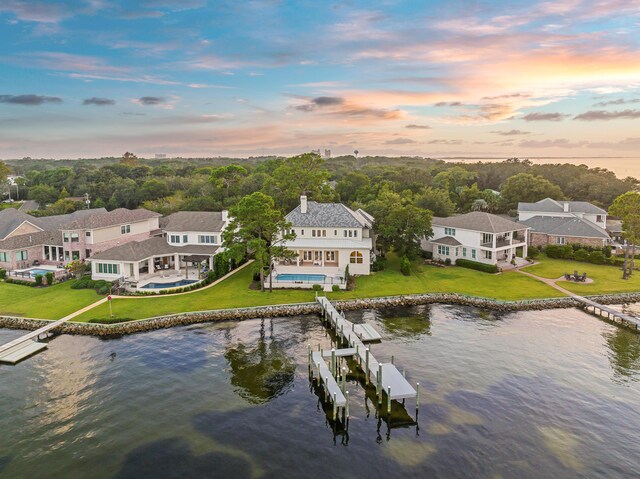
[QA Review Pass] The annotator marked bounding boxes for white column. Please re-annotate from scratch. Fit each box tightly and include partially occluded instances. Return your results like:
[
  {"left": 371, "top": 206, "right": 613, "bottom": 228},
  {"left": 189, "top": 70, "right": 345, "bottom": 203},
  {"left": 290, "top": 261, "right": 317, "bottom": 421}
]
[
  {"left": 134, "top": 262, "right": 140, "bottom": 281},
  {"left": 296, "top": 251, "right": 300, "bottom": 266},
  {"left": 209, "top": 255, "right": 214, "bottom": 270},
  {"left": 174, "top": 254, "right": 180, "bottom": 271},
  {"left": 321, "top": 250, "right": 325, "bottom": 267}
]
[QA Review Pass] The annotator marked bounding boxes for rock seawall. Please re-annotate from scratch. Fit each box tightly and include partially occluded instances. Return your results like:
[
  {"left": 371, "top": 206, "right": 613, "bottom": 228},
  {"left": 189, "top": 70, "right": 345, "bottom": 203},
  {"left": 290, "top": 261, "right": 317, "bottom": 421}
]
[{"left": 0, "top": 293, "right": 584, "bottom": 337}]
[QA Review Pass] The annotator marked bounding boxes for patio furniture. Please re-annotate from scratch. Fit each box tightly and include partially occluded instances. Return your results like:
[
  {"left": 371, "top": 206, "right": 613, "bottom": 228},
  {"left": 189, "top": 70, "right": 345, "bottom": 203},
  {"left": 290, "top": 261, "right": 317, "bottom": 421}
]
[
  {"left": 578, "top": 273, "right": 587, "bottom": 282},
  {"left": 564, "top": 273, "right": 573, "bottom": 281}
]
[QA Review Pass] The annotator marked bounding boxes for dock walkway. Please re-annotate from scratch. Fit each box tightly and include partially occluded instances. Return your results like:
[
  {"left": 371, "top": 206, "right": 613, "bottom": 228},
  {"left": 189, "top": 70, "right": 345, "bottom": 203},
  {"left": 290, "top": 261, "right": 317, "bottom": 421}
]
[{"left": 0, "top": 297, "right": 108, "bottom": 364}]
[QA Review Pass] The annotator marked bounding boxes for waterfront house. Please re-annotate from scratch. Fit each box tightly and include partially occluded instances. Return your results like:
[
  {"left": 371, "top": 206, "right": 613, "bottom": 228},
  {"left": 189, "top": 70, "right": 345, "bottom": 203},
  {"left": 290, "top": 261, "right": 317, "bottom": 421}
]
[
  {"left": 270, "top": 196, "right": 374, "bottom": 288},
  {"left": 422, "top": 211, "right": 529, "bottom": 268},
  {"left": 90, "top": 211, "right": 229, "bottom": 289},
  {"left": 517, "top": 198, "right": 610, "bottom": 247}
]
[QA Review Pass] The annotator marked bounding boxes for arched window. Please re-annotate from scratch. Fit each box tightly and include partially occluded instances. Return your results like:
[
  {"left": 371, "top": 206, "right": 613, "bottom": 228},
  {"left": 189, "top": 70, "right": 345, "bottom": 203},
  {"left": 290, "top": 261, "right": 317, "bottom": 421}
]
[{"left": 350, "top": 251, "right": 363, "bottom": 264}]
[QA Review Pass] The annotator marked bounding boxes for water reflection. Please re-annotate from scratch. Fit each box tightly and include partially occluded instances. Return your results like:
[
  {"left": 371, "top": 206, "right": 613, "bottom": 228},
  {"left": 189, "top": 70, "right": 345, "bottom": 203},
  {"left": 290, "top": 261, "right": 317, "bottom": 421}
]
[
  {"left": 224, "top": 318, "right": 295, "bottom": 404},
  {"left": 604, "top": 327, "right": 640, "bottom": 382}
]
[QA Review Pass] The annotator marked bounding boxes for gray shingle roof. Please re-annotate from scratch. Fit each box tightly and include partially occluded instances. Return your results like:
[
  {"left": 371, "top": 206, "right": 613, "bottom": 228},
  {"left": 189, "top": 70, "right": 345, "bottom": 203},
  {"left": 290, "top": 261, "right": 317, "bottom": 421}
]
[
  {"left": 520, "top": 216, "right": 610, "bottom": 239},
  {"left": 431, "top": 236, "right": 462, "bottom": 246},
  {"left": 518, "top": 198, "right": 606, "bottom": 215},
  {"left": 0, "top": 208, "right": 42, "bottom": 240},
  {"left": 286, "top": 201, "right": 371, "bottom": 228},
  {"left": 432, "top": 212, "right": 528, "bottom": 234},
  {"left": 90, "top": 236, "right": 218, "bottom": 262},
  {"left": 0, "top": 229, "right": 63, "bottom": 251},
  {"left": 35, "top": 208, "right": 107, "bottom": 231},
  {"left": 63, "top": 208, "right": 159, "bottom": 230},
  {"left": 161, "top": 211, "right": 226, "bottom": 232}
]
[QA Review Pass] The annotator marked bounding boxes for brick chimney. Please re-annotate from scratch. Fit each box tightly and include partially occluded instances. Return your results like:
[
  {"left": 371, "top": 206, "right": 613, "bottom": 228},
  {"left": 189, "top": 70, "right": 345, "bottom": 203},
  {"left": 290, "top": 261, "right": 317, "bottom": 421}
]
[{"left": 300, "top": 195, "right": 308, "bottom": 214}]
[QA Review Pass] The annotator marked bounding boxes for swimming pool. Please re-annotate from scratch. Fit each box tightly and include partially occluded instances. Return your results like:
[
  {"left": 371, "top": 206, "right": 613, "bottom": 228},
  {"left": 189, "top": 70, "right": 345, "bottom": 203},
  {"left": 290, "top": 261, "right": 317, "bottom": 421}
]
[
  {"left": 275, "top": 273, "right": 327, "bottom": 283},
  {"left": 140, "top": 279, "right": 198, "bottom": 289},
  {"left": 23, "top": 268, "right": 63, "bottom": 278}
]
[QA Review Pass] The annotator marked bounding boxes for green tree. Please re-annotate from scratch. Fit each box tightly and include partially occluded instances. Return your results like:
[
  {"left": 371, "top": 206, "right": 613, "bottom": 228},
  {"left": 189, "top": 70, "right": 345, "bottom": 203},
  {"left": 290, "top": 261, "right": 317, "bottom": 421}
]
[
  {"left": 609, "top": 192, "right": 640, "bottom": 278},
  {"left": 335, "top": 171, "right": 370, "bottom": 203},
  {"left": 222, "top": 192, "right": 296, "bottom": 292},
  {"left": 29, "top": 184, "right": 58, "bottom": 208},
  {"left": 139, "top": 179, "right": 170, "bottom": 202},
  {"left": 433, "top": 166, "right": 477, "bottom": 200},
  {"left": 499, "top": 173, "right": 564, "bottom": 210},
  {"left": 366, "top": 187, "right": 432, "bottom": 259},
  {"left": 0, "top": 161, "right": 10, "bottom": 185},
  {"left": 415, "top": 187, "right": 456, "bottom": 217},
  {"left": 263, "top": 152, "right": 334, "bottom": 211},
  {"left": 210, "top": 164, "right": 248, "bottom": 201},
  {"left": 120, "top": 151, "right": 138, "bottom": 167}
]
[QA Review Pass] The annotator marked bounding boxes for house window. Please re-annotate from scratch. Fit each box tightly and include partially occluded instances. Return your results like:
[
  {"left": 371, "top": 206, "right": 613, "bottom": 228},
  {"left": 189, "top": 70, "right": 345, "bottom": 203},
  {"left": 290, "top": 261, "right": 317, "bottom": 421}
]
[
  {"left": 325, "top": 251, "right": 335, "bottom": 261},
  {"left": 334, "top": 230, "right": 337, "bottom": 236},
  {"left": 350, "top": 251, "right": 363, "bottom": 264},
  {"left": 301, "top": 229, "right": 304, "bottom": 236},
  {"left": 85, "top": 249, "right": 91, "bottom": 258},
  {"left": 303, "top": 251, "right": 313, "bottom": 261},
  {"left": 322, "top": 230, "right": 327, "bottom": 237},
  {"left": 97, "top": 263, "right": 119, "bottom": 275},
  {"left": 437, "top": 245, "right": 450, "bottom": 256},
  {"left": 183, "top": 235, "right": 188, "bottom": 243},
  {"left": 353, "top": 230, "right": 358, "bottom": 237},
  {"left": 64, "top": 251, "right": 70, "bottom": 261},
  {"left": 471, "top": 249, "right": 476, "bottom": 259},
  {"left": 444, "top": 227, "right": 456, "bottom": 236},
  {"left": 556, "top": 237, "right": 566, "bottom": 245},
  {"left": 71, "top": 233, "right": 79, "bottom": 243},
  {"left": 0, "top": 252, "right": 8, "bottom": 262},
  {"left": 198, "top": 235, "right": 216, "bottom": 244},
  {"left": 312, "top": 230, "right": 316, "bottom": 237},
  {"left": 455, "top": 247, "right": 459, "bottom": 256},
  {"left": 462, "top": 247, "right": 467, "bottom": 257},
  {"left": 121, "top": 225, "right": 131, "bottom": 234},
  {"left": 484, "top": 250, "right": 493, "bottom": 260},
  {"left": 348, "top": 230, "right": 353, "bottom": 237},
  {"left": 63, "top": 233, "right": 69, "bottom": 242},
  {"left": 344, "top": 230, "right": 347, "bottom": 237},
  {"left": 85, "top": 231, "right": 91, "bottom": 237},
  {"left": 72, "top": 251, "right": 80, "bottom": 260},
  {"left": 596, "top": 215, "right": 603, "bottom": 223},
  {"left": 482, "top": 233, "right": 493, "bottom": 245},
  {"left": 16, "top": 250, "right": 28, "bottom": 261}
]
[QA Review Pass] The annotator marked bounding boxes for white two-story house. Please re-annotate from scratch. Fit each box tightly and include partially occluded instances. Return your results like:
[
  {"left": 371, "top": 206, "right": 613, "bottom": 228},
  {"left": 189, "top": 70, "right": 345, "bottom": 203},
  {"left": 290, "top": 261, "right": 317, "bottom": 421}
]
[
  {"left": 422, "top": 212, "right": 529, "bottom": 267},
  {"left": 90, "top": 211, "right": 229, "bottom": 288},
  {"left": 271, "top": 196, "right": 374, "bottom": 288},
  {"left": 518, "top": 198, "right": 610, "bottom": 247}
]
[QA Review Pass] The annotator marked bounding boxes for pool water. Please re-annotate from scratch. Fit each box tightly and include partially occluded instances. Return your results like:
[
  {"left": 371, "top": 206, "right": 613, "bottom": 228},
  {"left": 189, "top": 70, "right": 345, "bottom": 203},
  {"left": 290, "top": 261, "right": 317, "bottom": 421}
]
[
  {"left": 141, "top": 279, "right": 197, "bottom": 289},
  {"left": 275, "top": 273, "right": 327, "bottom": 282},
  {"left": 25, "top": 268, "right": 61, "bottom": 277}
]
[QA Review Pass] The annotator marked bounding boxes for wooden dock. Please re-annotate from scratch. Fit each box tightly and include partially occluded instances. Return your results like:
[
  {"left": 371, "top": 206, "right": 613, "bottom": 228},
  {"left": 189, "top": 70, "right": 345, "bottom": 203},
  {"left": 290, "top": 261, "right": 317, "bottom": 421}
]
[
  {"left": 310, "top": 296, "right": 418, "bottom": 422},
  {"left": 574, "top": 295, "right": 640, "bottom": 330},
  {"left": 0, "top": 297, "right": 108, "bottom": 365}
]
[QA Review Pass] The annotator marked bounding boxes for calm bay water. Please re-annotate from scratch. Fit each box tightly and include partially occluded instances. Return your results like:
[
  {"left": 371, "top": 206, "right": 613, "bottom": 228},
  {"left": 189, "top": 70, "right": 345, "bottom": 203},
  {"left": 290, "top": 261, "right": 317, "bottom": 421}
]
[{"left": 1, "top": 305, "right": 640, "bottom": 478}]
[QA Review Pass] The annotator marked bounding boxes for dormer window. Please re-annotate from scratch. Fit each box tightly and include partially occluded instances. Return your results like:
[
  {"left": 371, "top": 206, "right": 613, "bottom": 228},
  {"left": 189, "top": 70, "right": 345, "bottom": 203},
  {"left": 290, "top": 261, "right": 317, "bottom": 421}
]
[{"left": 121, "top": 225, "right": 131, "bottom": 234}]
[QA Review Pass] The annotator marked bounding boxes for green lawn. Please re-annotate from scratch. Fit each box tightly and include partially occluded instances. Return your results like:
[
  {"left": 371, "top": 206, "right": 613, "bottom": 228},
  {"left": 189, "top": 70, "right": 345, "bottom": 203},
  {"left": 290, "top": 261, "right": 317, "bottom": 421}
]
[
  {"left": 72, "top": 256, "right": 563, "bottom": 322},
  {"left": 522, "top": 255, "right": 640, "bottom": 295},
  {"left": 331, "top": 255, "right": 564, "bottom": 301},
  {"left": 0, "top": 280, "right": 100, "bottom": 319}
]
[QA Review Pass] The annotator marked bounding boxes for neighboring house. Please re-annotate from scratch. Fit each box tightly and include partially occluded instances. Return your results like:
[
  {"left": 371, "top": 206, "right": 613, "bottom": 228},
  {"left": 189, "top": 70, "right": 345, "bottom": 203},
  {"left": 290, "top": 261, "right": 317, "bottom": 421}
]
[
  {"left": 518, "top": 198, "right": 610, "bottom": 247},
  {"left": 271, "top": 196, "right": 374, "bottom": 288},
  {"left": 0, "top": 207, "right": 106, "bottom": 270},
  {"left": 90, "top": 210, "right": 229, "bottom": 283},
  {"left": 422, "top": 212, "right": 529, "bottom": 266}
]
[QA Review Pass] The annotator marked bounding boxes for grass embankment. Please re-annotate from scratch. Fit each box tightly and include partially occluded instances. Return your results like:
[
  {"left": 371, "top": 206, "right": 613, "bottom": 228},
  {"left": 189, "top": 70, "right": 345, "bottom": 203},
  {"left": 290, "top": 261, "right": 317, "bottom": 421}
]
[
  {"left": 72, "top": 255, "right": 562, "bottom": 322},
  {"left": 0, "top": 281, "right": 99, "bottom": 319},
  {"left": 522, "top": 255, "right": 640, "bottom": 295}
]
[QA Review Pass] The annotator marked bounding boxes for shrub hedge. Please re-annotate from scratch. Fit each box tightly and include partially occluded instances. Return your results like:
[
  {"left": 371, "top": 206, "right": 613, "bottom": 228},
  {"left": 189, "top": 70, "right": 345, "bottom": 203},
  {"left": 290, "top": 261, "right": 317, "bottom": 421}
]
[
  {"left": 88, "top": 317, "right": 136, "bottom": 324},
  {"left": 455, "top": 259, "right": 498, "bottom": 273}
]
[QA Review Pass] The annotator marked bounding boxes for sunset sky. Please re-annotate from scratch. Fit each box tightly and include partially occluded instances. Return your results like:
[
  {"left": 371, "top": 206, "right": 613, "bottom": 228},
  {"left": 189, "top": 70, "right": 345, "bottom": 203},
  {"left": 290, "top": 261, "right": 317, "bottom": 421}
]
[{"left": 1, "top": 0, "right": 639, "bottom": 159}]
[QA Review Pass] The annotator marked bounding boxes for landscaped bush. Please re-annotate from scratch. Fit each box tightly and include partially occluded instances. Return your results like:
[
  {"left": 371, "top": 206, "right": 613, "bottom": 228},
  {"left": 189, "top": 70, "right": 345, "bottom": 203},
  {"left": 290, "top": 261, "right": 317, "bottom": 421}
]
[
  {"left": 527, "top": 246, "right": 540, "bottom": 259},
  {"left": 444, "top": 258, "right": 451, "bottom": 266},
  {"left": 97, "top": 285, "right": 110, "bottom": 295},
  {"left": 312, "top": 284, "right": 323, "bottom": 291},
  {"left": 34, "top": 274, "right": 43, "bottom": 286},
  {"left": 71, "top": 278, "right": 111, "bottom": 294},
  {"left": 45, "top": 271, "right": 54, "bottom": 285},
  {"left": 545, "top": 244, "right": 574, "bottom": 259},
  {"left": 573, "top": 248, "right": 590, "bottom": 262},
  {"left": 372, "top": 256, "right": 386, "bottom": 272},
  {"left": 455, "top": 259, "right": 498, "bottom": 274},
  {"left": 588, "top": 251, "right": 606, "bottom": 265},
  {"left": 332, "top": 284, "right": 340, "bottom": 292},
  {"left": 400, "top": 255, "right": 411, "bottom": 275},
  {"left": 0, "top": 269, "right": 6, "bottom": 280},
  {"left": 420, "top": 250, "right": 433, "bottom": 260},
  {"left": 5, "top": 278, "right": 36, "bottom": 286}
]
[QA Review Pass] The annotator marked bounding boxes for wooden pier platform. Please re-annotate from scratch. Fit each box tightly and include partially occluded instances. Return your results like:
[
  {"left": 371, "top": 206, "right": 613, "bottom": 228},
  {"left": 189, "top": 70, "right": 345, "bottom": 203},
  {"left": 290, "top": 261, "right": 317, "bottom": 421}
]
[
  {"left": 574, "top": 295, "right": 640, "bottom": 330},
  {"left": 0, "top": 340, "right": 48, "bottom": 365}
]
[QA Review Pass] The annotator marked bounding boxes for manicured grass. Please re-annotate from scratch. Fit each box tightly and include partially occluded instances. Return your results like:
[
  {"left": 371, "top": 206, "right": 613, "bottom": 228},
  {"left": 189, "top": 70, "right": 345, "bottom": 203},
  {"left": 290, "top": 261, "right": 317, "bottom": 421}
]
[
  {"left": 0, "top": 280, "right": 100, "bottom": 319},
  {"left": 522, "top": 255, "right": 640, "bottom": 295},
  {"left": 72, "top": 265, "right": 317, "bottom": 322},
  {"left": 72, "top": 256, "right": 563, "bottom": 322},
  {"left": 330, "top": 255, "right": 564, "bottom": 301}
]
